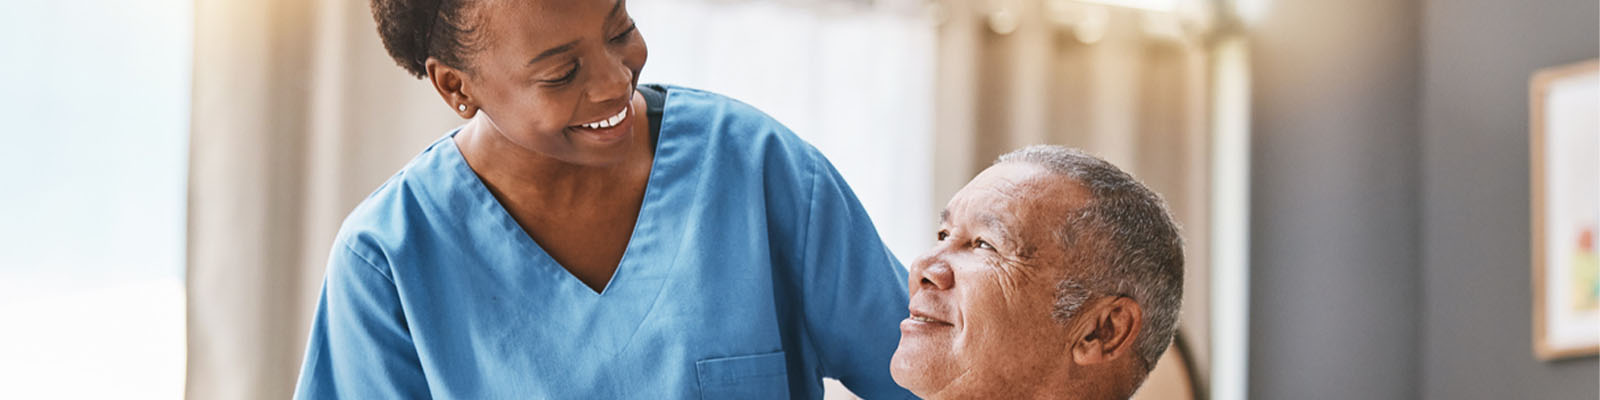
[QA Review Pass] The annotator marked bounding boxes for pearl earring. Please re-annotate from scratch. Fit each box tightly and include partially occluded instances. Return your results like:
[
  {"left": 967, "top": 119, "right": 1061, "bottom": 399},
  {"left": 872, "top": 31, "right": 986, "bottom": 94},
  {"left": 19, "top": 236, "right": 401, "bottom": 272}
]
[{"left": 458, "top": 104, "right": 468, "bottom": 112}]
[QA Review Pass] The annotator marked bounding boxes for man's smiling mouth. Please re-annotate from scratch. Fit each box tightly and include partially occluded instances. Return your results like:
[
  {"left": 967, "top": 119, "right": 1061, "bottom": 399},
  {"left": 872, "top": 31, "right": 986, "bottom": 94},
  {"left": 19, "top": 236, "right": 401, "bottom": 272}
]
[{"left": 908, "top": 309, "right": 953, "bottom": 326}]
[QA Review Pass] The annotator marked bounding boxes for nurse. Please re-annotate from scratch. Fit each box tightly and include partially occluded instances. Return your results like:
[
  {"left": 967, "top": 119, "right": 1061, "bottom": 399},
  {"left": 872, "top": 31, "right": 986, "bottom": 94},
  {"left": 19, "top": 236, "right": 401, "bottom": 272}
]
[{"left": 293, "top": 0, "right": 913, "bottom": 398}]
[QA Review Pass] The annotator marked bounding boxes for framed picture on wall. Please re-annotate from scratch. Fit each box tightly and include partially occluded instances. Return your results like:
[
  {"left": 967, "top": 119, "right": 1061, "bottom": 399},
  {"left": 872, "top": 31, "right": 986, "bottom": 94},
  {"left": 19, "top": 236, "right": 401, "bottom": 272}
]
[{"left": 1531, "top": 59, "right": 1600, "bottom": 361}]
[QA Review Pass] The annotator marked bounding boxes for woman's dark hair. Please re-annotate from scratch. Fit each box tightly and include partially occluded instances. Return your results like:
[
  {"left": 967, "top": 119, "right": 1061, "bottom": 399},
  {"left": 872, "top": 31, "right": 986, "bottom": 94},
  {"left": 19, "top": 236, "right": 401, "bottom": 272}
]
[{"left": 370, "top": 0, "right": 479, "bottom": 79}]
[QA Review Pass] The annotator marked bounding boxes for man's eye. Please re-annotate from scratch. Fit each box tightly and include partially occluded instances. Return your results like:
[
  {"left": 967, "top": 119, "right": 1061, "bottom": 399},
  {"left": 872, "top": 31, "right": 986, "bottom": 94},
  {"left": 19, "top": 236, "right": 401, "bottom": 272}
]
[
  {"left": 936, "top": 231, "right": 949, "bottom": 241},
  {"left": 975, "top": 239, "right": 994, "bottom": 250}
]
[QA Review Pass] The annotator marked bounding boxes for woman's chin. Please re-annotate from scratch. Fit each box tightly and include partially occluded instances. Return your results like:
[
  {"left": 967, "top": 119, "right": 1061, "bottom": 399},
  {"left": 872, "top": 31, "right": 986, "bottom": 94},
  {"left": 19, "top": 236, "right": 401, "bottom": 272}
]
[{"left": 570, "top": 123, "right": 632, "bottom": 146}]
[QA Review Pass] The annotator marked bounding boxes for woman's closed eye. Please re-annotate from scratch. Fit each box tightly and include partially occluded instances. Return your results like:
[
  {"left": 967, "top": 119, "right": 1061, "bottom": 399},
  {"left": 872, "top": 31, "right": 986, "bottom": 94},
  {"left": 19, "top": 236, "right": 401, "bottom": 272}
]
[
  {"left": 610, "top": 23, "right": 637, "bottom": 43},
  {"left": 543, "top": 61, "right": 580, "bottom": 86}
]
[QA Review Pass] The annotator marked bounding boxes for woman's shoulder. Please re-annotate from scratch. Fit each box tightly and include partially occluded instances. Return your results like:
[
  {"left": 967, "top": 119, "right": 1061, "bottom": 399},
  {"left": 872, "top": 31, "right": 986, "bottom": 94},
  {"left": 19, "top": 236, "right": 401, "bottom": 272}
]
[
  {"left": 331, "top": 133, "right": 464, "bottom": 260},
  {"left": 657, "top": 85, "right": 781, "bottom": 132},
  {"left": 656, "top": 85, "right": 824, "bottom": 172}
]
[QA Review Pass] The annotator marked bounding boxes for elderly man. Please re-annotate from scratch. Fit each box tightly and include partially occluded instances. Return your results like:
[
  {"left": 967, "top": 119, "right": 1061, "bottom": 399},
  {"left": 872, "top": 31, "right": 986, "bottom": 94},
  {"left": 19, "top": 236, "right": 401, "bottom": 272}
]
[{"left": 891, "top": 145, "right": 1184, "bottom": 400}]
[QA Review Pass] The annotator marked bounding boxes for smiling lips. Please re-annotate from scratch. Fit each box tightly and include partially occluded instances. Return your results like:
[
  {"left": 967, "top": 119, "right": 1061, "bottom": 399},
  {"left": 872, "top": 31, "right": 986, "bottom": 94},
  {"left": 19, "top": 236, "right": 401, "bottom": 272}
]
[
  {"left": 908, "top": 309, "right": 953, "bottom": 326},
  {"left": 576, "top": 106, "right": 629, "bottom": 130}
]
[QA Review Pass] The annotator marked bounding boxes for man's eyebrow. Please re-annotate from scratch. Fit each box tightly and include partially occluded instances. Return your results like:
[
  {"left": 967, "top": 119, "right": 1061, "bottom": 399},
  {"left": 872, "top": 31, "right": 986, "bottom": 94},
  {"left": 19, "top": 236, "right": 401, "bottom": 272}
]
[
  {"left": 977, "top": 212, "right": 1017, "bottom": 244},
  {"left": 939, "top": 209, "right": 950, "bottom": 225},
  {"left": 528, "top": 41, "right": 579, "bottom": 65}
]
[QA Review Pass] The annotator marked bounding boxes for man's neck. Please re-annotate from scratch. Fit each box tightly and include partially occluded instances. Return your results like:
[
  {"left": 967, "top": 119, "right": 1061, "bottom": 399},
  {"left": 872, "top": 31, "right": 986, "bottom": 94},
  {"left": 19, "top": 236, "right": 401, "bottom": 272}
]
[{"left": 928, "top": 366, "right": 1094, "bottom": 400}]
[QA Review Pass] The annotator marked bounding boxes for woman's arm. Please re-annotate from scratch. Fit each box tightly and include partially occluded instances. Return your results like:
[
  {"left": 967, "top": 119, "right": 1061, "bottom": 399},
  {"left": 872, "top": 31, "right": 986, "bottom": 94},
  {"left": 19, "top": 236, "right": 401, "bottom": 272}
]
[
  {"left": 794, "top": 151, "right": 917, "bottom": 399},
  {"left": 294, "top": 242, "right": 430, "bottom": 399}
]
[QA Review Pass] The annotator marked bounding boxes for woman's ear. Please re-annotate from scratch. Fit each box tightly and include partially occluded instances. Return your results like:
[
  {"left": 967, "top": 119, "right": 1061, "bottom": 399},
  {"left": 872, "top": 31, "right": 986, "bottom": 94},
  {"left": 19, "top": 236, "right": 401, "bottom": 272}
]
[
  {"left": 1070, "top": 296, "right": 1144, "bottom": 366},
  {"left": 425, "top": 58, "right": 477, "bottom": 119}
]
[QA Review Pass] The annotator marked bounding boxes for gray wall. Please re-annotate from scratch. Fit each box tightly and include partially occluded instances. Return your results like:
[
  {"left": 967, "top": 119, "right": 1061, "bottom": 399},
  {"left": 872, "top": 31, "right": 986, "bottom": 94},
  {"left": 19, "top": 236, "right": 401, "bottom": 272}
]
[
  {"left": 1420, "top": 0, "right": 1600, "bottom": 398},
  {"left": 1247, "top": 0, "right": 1423, "bottom": 398},
  {"left": 1250, "top": 0, "right": 1599, "bottom": 398}
]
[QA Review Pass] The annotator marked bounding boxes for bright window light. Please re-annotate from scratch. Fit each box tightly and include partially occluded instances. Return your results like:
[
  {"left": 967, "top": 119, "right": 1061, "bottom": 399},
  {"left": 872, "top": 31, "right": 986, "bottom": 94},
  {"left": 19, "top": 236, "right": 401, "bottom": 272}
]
[
  {"left": 1073, "top": 0, "right": 1180, "bottom": 13},
  {"left": 1233, "top": 0, "right": 1270, "bottom": 24},
  {"left": 0, "top": 1, "right": 191, "bottom": 399}
]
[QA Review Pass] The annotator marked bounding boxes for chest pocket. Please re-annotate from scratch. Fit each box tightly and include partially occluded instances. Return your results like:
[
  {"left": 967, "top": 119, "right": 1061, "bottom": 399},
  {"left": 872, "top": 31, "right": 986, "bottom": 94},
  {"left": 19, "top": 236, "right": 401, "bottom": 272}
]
[{"left": 695, "top": 351, "right": 791, "bottom": 400}]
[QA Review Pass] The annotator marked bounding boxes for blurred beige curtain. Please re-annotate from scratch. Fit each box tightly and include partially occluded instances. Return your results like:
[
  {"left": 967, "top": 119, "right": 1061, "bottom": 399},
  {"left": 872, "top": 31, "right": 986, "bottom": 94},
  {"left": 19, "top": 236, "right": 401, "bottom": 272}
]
[
  {"left": 930, "top": 0, "right": 1215, "bottom": 395},
  {"left": 186, "top": 0, "right": 457, "bottom": 397},
  {"left": 185, "top": 0, "right": 1215, "bottom": 397}
]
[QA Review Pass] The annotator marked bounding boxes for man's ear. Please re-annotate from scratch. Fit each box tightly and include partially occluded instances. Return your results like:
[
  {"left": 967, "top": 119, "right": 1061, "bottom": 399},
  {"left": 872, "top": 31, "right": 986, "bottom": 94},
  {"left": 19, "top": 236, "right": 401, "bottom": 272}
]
[
  {"left": 1070, "top": 296, "right": 1144, "bottom": 366},
  {"left": 425, "top": 58, "right": 478, "bottom": 119}
]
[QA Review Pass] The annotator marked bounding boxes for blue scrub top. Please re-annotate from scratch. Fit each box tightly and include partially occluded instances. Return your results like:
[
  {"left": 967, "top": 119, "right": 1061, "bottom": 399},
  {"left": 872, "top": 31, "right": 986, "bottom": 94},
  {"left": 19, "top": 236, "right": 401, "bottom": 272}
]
[{"left": 294, "top": 86, "right": 915, "bottom": 399}]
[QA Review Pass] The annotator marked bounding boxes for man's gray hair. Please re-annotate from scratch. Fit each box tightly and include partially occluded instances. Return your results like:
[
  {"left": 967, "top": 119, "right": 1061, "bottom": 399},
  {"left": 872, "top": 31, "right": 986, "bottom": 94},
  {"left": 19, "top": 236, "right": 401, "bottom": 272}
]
[{"left": 996, "top": 145, "right": 1184, "bottom": 372}]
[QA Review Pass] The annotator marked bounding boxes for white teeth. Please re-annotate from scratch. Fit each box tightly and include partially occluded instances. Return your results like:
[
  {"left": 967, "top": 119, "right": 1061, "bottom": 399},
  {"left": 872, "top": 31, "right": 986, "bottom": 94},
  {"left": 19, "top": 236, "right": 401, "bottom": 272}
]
[
  {"left": 579, "top": 107, "right": 628, "bottom": 130},
  {"left": 911, "top": 316, "right": 938, "bottom": 323}
]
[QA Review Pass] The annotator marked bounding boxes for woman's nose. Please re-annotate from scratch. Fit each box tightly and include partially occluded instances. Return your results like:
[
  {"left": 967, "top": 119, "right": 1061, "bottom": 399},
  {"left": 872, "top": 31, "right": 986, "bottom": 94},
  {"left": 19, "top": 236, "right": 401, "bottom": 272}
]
[{"left": 588, "top": 62, "right": 633, "bottom": 104}]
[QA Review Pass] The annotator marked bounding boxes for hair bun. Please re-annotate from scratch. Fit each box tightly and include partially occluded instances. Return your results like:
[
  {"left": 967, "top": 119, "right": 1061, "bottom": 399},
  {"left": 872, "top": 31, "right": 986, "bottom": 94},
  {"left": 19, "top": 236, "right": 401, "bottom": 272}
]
[{"left": 370, "top": 0, "right": 472, "bottom": 79}]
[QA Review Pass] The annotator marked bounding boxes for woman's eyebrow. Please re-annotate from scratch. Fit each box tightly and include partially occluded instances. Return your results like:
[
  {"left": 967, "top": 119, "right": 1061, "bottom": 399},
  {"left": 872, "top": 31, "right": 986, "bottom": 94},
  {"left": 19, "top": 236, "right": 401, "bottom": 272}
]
[
  {"left": 528, "top": 41, "right": 579, "bottom": 65},
  {"left": 608, "top": 0, "right": 625, "bottom": 19},
  {"left": 528, "top": 0, "right": 627, "bottom": 66}
]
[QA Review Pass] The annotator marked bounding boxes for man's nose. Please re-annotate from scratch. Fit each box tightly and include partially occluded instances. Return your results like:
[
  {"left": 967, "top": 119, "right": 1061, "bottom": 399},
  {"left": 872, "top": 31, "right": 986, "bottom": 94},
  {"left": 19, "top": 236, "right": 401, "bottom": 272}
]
[{"left": 910, "top": 253, "right": 954, "bottom": 292}]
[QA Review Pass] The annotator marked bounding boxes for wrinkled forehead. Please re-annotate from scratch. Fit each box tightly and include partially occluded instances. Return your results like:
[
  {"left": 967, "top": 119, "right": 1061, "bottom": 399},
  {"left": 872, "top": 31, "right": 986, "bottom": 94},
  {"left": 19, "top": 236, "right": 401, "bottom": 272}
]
[{"left": 943, "top": 162, "right": 1090, "bottom": 239}]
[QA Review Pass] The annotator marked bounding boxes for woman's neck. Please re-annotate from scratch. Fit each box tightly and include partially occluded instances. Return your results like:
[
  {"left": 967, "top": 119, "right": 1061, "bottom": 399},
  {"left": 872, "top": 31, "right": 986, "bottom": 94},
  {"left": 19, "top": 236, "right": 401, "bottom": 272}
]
[{"left": 453, "top": 112, "right": 652, "bottom": 209}]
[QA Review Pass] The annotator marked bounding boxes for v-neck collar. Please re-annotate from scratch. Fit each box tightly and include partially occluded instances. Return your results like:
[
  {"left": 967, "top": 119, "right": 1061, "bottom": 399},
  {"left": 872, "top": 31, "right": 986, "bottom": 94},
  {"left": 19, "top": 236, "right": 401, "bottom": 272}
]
[{"left": 441, "top": 91, "right": 675, "bottom": 297}]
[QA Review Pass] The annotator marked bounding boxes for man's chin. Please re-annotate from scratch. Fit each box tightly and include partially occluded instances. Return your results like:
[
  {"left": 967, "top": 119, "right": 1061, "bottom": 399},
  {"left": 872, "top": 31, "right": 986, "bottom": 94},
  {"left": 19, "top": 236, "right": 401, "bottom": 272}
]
[{"left": 890, "top": 343, "right": 949, "bottom": 396}]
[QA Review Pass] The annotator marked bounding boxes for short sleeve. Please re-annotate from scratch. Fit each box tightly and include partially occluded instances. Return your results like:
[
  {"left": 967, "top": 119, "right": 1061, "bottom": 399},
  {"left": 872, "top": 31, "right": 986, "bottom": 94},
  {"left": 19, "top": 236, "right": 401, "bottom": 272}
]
[
  {"left": 294, "top": 242, "right": 430, "bottom": 399},
  {"left": 795, "top": 151, "right": 916, "bottom": 399}
]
